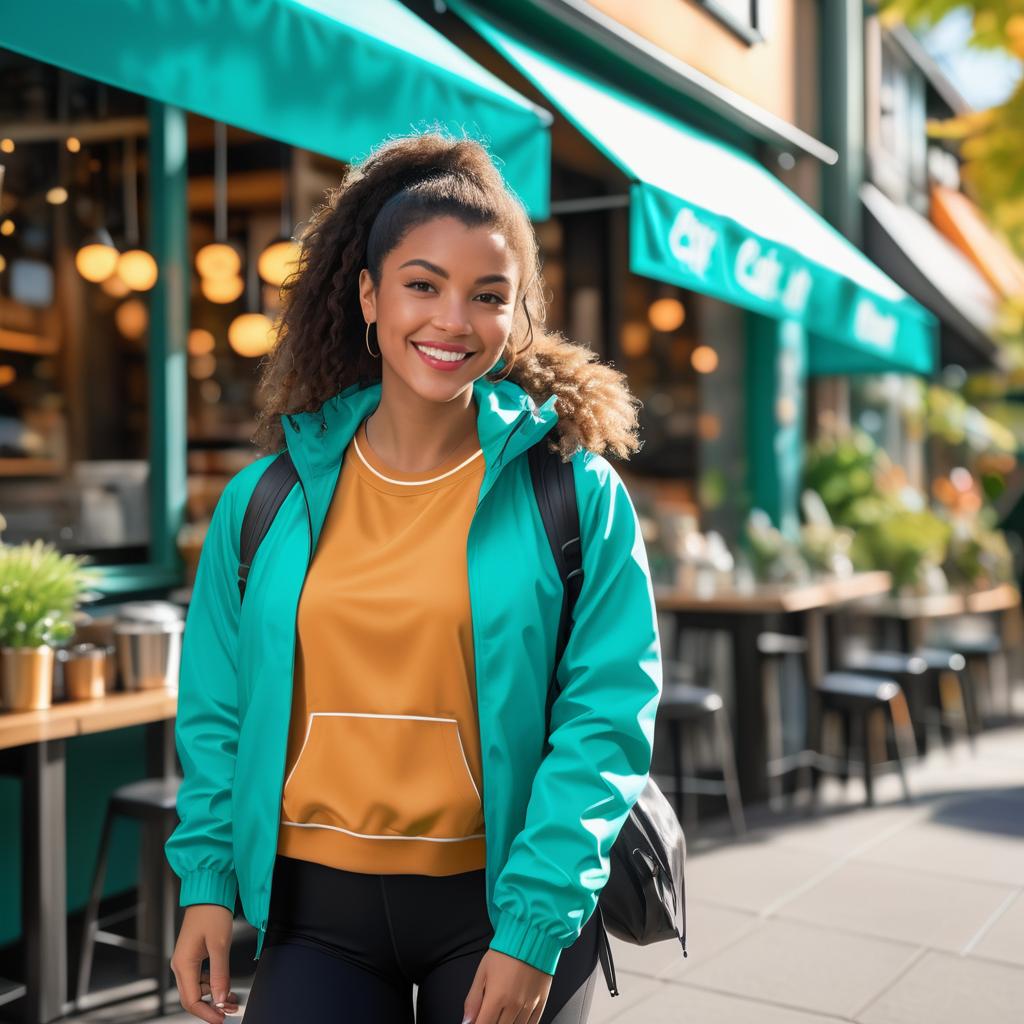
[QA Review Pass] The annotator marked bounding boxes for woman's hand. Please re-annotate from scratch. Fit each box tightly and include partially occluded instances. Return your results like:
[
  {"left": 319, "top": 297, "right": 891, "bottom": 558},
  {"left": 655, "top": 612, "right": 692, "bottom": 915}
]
[
  {"left": 463, "top": 948, "right": 554, "bottom": 1024},
  {"left": 169, "top": 904, "right": 240, "bottom": 1021}
]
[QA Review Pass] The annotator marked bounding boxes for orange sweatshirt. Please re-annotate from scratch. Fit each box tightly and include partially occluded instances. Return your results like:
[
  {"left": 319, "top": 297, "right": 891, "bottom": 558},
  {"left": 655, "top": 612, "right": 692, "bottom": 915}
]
[{"left": 277, "top": 416, "right": 488, "bottom": 875}]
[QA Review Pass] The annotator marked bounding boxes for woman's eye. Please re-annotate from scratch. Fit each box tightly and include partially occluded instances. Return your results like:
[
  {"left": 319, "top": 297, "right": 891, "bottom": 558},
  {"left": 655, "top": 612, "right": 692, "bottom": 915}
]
[{"left": 406, "top": 280, "right": 506, "bottom": 305}]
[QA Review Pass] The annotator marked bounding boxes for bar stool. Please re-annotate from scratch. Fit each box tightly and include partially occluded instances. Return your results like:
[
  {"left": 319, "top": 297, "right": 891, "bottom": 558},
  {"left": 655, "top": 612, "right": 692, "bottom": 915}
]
[
  {"left": 757, "top": 631, "right": 817, "bottom": 810},
  {"left": 914, "top": 646, "right": 979, "bottom": 752},
  {"left": 76, "top": 776, "right": 182, "bottom": 1016},
  {"left": 931, "top": 631, "right": 1008, "bottom": 720},
  {"left": 658, "top": 661, "right": 745, "bottom": 837},
  {"left": 817, "top": 672, "right": 917, "bottom": 806},
  {"left": 842, "top": 648, "right": 976, "bottom": 754}
]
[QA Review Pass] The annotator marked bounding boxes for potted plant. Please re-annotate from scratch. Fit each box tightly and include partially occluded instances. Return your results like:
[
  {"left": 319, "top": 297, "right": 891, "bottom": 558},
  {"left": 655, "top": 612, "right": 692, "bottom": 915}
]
[{"left": 0, "top": 515, "right": 102, "bottom": 711}]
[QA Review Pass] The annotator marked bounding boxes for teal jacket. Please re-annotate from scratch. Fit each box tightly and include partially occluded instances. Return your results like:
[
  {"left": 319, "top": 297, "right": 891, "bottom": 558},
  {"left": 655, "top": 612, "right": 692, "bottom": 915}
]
[{"left": 164, "top": 372, "right": 663, "bottom": 975}]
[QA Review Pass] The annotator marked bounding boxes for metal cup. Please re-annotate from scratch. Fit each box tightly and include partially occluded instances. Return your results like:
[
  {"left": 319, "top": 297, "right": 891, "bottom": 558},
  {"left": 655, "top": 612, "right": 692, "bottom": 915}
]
[{"left": 58, "top": 643, "right": 109, "bottom": 701}]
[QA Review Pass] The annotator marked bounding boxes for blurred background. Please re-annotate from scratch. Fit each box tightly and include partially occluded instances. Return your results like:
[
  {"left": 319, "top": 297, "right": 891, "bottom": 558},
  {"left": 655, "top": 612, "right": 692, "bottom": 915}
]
[{"left": 0, "top": 2, "right": 1022, "bottom": 1022}]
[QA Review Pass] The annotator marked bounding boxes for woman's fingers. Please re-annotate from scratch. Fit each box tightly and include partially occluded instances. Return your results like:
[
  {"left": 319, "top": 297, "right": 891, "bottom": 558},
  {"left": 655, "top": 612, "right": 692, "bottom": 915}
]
[{"left": 169, "top": 954, "right": 225, "bottom": 1024}]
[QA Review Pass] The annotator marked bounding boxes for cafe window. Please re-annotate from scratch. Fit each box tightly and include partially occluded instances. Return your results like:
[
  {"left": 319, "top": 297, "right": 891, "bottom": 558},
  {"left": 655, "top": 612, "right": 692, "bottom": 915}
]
[
  {"left": 612, "top": 273, "right": 747, "bottom": 543},
  {"left": 0, "top": 53, "right": 153, "bottom": 564},
  {"left": 849, "top": 373, "right": 925, "bottom": 493}
]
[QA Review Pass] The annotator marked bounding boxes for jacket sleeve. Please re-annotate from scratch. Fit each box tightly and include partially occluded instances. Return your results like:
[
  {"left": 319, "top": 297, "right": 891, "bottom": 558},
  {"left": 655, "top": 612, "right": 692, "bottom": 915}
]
[
  {"left": 488, "top": 450, "right": 664, "bottom": 975},
  {"left": 164, "top": 480, "right": 243, "bottom": 912}
]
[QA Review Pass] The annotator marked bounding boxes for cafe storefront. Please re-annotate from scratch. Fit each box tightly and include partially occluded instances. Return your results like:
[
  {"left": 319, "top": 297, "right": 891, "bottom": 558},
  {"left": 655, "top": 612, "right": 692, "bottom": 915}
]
[{"left": 444, "top": 0, "right": 938, "bottom": 550}]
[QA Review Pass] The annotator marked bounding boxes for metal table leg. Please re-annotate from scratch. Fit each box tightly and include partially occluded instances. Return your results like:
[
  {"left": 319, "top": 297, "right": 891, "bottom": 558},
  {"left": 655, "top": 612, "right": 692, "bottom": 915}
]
[
  {"left": 23, "top": 738, "right": 68, "bottom": 1024},
  {"left": 137, "top": 720, "right": 179, "bottom": 993}
]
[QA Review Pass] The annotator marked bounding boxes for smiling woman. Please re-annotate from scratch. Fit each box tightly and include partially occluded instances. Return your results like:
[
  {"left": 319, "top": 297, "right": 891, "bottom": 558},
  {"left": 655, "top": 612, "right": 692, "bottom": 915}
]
[{"left": 167, "top": 131, "right": 663, "bottom": 1024}]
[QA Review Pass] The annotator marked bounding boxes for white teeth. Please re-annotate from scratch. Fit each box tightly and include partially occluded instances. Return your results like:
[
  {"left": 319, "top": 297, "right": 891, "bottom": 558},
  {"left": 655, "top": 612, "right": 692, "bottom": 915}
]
[{"left": 415, "top": 344, "right": 469, "bottom": 362}]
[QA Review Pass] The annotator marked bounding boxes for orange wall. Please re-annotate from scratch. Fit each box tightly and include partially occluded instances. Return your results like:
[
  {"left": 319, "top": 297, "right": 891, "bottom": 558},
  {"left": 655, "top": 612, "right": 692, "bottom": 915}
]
[{"left": 585, "top": 0, "right": 818, "bottom": 138}]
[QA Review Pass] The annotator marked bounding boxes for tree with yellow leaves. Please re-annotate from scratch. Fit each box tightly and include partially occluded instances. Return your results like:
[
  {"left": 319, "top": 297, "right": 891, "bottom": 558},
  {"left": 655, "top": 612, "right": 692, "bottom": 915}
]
[{"left": 881, "top": 2, "right": 1024, "bottom": 252}]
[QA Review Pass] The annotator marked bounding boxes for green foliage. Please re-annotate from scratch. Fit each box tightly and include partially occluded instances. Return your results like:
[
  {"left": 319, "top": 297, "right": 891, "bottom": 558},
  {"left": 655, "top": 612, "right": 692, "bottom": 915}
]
[
  {"left": 850, "top": 509, "right": 953, "bottom": 589},
  {"left": 0, "top": 539, "right": 102, "bottom": 648},
  {"left": 803, "top": 429, "right": 892, "bottom": 528},
  {"left": 945, "top": 516, "right": 1016, "bottom": 586},
  {"left": 805, "top": 429, "right": 955, "bottom": 590},
  {"left": 881, "top": 1, "right": 1024, "bottom": 255}
]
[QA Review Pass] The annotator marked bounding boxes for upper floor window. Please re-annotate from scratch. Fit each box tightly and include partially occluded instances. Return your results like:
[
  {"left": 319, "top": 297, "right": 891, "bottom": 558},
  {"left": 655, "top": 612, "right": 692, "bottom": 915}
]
[
  {"left": 695, "top": 1, "right": 769, "bottom": 44},
  {"left": 866, "top": 19, "right": 928, "bottom": 208}
]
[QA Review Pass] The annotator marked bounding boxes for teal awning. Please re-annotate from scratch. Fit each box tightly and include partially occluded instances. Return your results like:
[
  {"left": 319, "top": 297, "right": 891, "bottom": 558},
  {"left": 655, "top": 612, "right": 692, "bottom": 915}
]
[
  {"left": 450, "top": 0, "right": 937, "bottom": 374},
  {"left": 2, "top": 0, "right": 552, "bottom": 218}
]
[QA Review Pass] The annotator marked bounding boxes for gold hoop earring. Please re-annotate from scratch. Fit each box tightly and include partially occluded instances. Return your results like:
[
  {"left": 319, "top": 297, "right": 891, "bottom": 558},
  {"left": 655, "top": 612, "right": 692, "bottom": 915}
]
[{"left": 365, "top": 321, "right": 381, "bottom": 359}]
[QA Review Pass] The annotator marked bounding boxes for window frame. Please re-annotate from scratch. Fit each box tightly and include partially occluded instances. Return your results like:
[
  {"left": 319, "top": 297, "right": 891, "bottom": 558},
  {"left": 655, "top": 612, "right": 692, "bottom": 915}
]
[{"left": 693, "top": 0, "right": 766, "bottom": 46}]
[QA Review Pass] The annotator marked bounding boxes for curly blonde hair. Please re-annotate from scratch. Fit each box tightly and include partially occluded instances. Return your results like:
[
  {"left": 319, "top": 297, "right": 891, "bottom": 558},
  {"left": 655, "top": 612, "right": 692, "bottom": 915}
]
[{"left": 252, "top": 130, "right": 642, "bottom": 462}]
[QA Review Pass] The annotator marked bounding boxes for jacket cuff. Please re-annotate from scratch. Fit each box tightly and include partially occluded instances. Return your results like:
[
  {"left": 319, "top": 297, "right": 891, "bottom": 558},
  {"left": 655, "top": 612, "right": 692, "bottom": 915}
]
[
  {"left": 179, "top": 868, "right": 238, "bottom": 912},
  {"left": 489, "top": 909, "right": 565, "bottom": 976}
]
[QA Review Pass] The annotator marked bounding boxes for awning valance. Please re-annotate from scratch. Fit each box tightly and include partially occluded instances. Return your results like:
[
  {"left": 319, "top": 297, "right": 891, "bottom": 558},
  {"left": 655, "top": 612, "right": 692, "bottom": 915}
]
[
  {"left": 862, "top": 183, "right": 1004, "bottom": 371},
  {"left": 449, "top": 0, "right": 937, "bottom": 375},
  {"left": 1, "top": 0, "right": 552, "bottom": 217}
]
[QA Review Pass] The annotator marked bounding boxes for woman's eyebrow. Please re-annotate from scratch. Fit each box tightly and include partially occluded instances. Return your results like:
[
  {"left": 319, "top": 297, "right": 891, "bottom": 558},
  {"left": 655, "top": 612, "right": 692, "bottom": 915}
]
[{"left": 398, "top": 258, "right": 511, "bottom": 287}]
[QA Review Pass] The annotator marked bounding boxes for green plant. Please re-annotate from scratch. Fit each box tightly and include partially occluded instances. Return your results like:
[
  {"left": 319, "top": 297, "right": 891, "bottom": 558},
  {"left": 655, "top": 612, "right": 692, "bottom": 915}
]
[
  {"left": 850, "top": 510, "right": 952, "bottom": 591},
  {"left": 0, "top": 539, "right": 102, "bottom": 648},
  {"left": 803, "top": 429, "right": 891, "bottom": 528},
  {"left": 945, "top": 517, "right": 1016, "bottom": 588}
]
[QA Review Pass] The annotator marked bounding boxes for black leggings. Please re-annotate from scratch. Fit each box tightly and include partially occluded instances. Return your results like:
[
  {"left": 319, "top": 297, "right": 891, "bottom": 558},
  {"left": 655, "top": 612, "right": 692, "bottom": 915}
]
[{"left": 242, "top": 854, "right": 601, "bottom": 1023}]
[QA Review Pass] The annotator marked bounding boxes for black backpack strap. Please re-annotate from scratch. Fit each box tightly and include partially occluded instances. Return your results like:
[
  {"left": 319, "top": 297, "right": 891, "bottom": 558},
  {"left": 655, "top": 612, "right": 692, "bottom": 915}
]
[
  {"left": 237, "top": 451, "right": 299, "bottom": 602},
  {"left": 527, "top": 436, "right": 583, "bottom": 682}
]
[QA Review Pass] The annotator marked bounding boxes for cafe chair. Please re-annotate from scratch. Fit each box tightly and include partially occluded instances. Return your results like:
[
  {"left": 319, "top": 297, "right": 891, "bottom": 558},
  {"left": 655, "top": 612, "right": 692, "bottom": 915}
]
[
  {"left": 757, "top": 631, "right": 817, "bottom": 811},
  {"left": 841, "top": 647, "right": 977, "bottom": 755},
  {"left": 816, "top": 671, "right": 917, "bottom": 807},
  {"left": 76, "top": 775, "right": 182, "bottom": 1017},
  {"left": 658, "top": 660, "right": 746, "bottom": 837}
]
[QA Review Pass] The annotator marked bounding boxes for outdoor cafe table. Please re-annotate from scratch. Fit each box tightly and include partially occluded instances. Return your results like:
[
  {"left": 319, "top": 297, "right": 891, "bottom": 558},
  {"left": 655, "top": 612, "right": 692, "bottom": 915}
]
[
  {"left": 846, "top": 582, "right": 1022, "bottom": 651},
  {"left": 0, "top": 689, "right": 177, "bottom": 1024},
  {"left": 653, "top": 571, "right": 893, "bottom": 804}
]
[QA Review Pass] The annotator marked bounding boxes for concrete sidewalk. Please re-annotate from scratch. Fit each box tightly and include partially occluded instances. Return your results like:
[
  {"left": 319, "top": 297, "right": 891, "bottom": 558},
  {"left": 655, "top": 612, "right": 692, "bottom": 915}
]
[
  {"left": 71, "top": 721, "right": 1023, "bottom": 1023},
  {"left": 592, "top": 721, "right": 1024, "bottom": 1024}
]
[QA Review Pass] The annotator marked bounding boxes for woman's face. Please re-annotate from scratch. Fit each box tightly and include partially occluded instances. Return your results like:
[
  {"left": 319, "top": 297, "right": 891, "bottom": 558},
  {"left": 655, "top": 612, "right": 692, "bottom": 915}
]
[{"left": 358, "top": 216, "right": 520, "bottom": 402}]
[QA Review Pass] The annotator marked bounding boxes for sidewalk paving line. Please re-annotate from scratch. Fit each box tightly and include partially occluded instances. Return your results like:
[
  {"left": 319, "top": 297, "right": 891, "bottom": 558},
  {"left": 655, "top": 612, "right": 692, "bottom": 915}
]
[{"left": 960, "top": 888, "right": 1023, "bottom": 956}]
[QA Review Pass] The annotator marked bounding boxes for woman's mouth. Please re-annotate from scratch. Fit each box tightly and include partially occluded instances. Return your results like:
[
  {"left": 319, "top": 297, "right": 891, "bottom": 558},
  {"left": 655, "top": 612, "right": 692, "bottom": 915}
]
[{"left": 412, "top": 342, "right": 473, "bottom": 371}]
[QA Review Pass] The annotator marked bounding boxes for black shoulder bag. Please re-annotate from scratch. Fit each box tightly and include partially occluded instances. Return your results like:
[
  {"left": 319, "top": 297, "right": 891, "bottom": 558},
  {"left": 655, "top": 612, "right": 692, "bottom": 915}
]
[{"left": 236, "top": 436, "right": 687, "bottom": 997}]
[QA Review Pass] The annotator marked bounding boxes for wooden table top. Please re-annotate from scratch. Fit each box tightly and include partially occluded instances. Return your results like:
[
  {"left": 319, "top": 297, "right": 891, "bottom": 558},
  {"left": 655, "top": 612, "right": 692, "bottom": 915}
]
[
  {"left": 0, "top": 688, "right": 177, "bottom": 751},
  {"left": 849, "top": 583, "right": 1021, "bottom": 621},
  {"left": 654, "top": 571, "right": 892, "bottom": 615}
]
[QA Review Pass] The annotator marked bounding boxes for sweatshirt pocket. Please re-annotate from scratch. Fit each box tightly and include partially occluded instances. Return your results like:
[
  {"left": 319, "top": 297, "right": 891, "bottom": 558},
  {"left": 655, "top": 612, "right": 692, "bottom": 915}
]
[{"left": 281, "top": 712, "right": 484, "bottom": 841}]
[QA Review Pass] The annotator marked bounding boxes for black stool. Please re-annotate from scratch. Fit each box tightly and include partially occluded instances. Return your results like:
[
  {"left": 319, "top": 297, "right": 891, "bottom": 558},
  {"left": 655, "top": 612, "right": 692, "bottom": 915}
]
[
  {"left": 842, "top": 648, "right": 976, "bottom": 755},
  {"left": 913, "top": 646, "right": 980, "bottom": 752},
  {"left": 659, "top": 663, "right": 745, "bottom": 836},
  {"left": 931, "top": 632, "right": 1008, "bottom": 721},
  {"left": 757, "top": 631, "right": 817, "bottom": 810},
  {"left": 76, "top": 776, "right": 182, "bottom": 1016},
  {"left": 817, "top": 672, "right": 917, "bottom": 806}
]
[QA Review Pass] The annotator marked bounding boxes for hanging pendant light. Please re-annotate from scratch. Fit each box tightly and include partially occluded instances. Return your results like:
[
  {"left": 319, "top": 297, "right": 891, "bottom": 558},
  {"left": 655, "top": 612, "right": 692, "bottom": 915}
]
[
  {"left": 257, "top": 144, "right": 300, "bottom": 288},
  {"left": 201, "top": 274, "right": 245, "bottom": 303},
  {"left": 76, "top": 225, "right": 119, "bottom": 283},
  {"left": 75, "top": 130, "right": 119, "bottom": 283},
  {"left": 196, "top": 121, "right": 242, "bottom": 284},
  {"left": 229, "top": 222, "right": 274, "bottom": 357},
  {"left": 115, "top": 135, "right": 158, "bottom": 291}
]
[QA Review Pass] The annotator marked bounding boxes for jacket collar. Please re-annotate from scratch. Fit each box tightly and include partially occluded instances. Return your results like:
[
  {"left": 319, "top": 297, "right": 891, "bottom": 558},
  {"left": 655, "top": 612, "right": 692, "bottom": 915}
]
[{"left": 282, "top": 372, "right": 560, "bottom": 492}]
